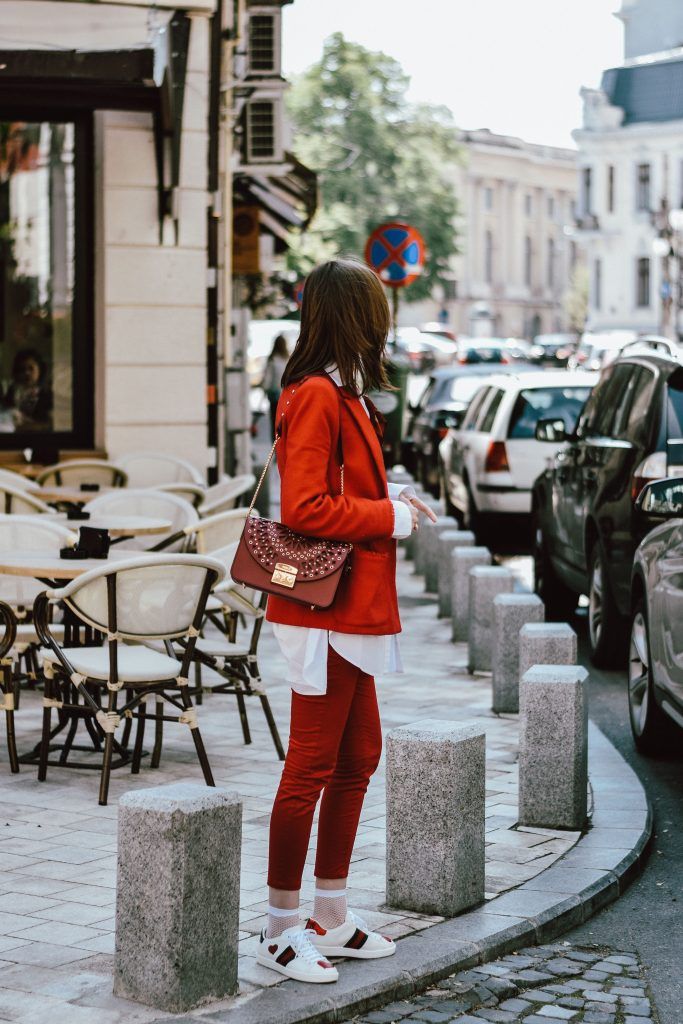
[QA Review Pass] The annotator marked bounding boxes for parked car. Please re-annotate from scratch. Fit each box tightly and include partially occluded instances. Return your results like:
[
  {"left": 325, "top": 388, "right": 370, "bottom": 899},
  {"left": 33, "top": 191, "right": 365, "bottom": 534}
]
[
  {"left": 456, "top": 339, "right": 513, "bottom": 365},
  {"left": 421, "top": 321, "right": 456, "bottom": 341},
  {"left": 567, "top": 329, "right": 637, "bottom": 371},
  {"left": 247, "top": 319, "right": 299, "bottom": 386},
  {"left": 439, "top": 370, "right": 596, "bottom": 536},
  {"left": 530, "top": 333, "right": 576, "bottom": 366},
  {"left": 395, "top": 327, "right": 458, "bottom": 372},
  {"left": 532, "top": 346, "right": 683, "bottom": 666},
  {"left": 629, "top": 476, "right": 683, "bottom": 753},
  {"left": 403, "top": 365, "right": 522, "bottom": 492}
]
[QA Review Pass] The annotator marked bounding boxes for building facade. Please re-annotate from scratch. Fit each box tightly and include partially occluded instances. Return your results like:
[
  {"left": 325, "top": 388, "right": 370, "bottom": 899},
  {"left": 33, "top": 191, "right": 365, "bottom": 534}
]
[
  {"left": 573, "top": 0, "right": 683, "bottom": 338},
  {"left": 0, "top": 0, "right": 311, "bottom": 479},
  {"left": 437, "top": 130, "right": 578, "bottom": 340}
]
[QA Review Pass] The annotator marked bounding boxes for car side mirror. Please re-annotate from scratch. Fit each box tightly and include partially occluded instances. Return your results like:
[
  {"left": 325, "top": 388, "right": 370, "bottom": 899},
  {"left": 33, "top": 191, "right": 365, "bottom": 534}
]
[
  {"left": 535, "top": 418, "right": 566, "bottom": 443},
  {"left": 440, "top": 411, "right": 464, "bottom": 430},
  {"left": 635, "top": 477, "right": 683, "bottom": 518}
]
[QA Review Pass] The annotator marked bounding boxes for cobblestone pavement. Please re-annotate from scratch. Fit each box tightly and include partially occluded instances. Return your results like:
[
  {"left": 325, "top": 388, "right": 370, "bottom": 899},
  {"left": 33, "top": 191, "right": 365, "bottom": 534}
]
[
  {"left": 0, "top": 552, "right": 585, "bottom": 1020},
  {"left": 344, "top": 943, "right": 658, "bottom": 1024}
]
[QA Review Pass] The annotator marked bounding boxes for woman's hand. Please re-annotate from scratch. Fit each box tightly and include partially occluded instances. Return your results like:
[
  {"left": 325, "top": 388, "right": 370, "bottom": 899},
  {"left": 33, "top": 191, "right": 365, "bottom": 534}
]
[{"left": 399, "top": 492, "right": 439, "bottom": 531}]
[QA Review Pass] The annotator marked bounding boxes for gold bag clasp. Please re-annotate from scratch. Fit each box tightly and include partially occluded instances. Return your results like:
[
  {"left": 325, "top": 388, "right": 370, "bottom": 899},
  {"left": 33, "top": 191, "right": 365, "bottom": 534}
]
[{"left": 272, "top": 562, "right": 298, "bottom": 588}]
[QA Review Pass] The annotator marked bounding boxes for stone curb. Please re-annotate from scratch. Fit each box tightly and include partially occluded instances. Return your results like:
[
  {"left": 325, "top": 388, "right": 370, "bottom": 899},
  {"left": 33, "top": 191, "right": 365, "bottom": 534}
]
[{"left": 153, "top": 726, "right": 651, "bottom": 1024}]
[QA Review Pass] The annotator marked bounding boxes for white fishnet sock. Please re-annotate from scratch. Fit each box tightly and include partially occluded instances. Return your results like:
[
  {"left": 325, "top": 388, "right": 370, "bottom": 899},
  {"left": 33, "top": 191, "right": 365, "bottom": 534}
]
[
  {"left": 313, "top": 886, "right": 347, "bottom": 929},
  {"left": 266, "top": 904, "right": 300, "bottom": 939}
]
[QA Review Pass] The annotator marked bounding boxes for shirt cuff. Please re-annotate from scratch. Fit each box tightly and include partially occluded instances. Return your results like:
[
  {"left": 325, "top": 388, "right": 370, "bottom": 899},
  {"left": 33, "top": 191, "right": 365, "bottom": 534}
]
[
  {"left": 391, "top": 499, "right": 413, "bottom": 539},
  {"left": 387, "top": 482, "right": 417, "bottom": 501}
]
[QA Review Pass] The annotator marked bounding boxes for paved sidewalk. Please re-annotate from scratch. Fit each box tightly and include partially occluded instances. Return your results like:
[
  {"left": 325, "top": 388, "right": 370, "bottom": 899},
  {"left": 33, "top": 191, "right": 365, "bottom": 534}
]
[
  {"left": 0, "top": 550, "right": 586, "bottom": 1021},
  {"left": 343, "top": 942, "right": 657, "bottom": 1023}
]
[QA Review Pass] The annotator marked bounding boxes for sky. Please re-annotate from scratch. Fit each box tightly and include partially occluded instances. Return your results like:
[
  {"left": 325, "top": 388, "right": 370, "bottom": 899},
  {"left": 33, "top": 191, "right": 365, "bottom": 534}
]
[{"left": 282, "top": 0, "right": 625, "bottom": 150}]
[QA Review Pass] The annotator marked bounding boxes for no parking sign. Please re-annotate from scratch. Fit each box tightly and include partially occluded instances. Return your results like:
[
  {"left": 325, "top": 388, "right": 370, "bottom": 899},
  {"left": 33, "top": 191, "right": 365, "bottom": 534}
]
[{"left": 364, "top": 221, "right": 425, "bottom": 287}]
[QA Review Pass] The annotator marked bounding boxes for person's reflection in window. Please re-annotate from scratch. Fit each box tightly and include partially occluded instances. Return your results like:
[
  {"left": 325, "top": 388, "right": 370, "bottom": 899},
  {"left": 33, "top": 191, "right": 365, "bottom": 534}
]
[{"left": 4, "top": 348, "right": 53, "bottom": 432}]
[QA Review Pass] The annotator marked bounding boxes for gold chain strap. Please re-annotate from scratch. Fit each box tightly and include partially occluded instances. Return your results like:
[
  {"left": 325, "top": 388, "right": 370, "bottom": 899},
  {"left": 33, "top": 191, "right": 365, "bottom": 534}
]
[{"left": 247, "top": 398, "right": 345, "bottom": 517}]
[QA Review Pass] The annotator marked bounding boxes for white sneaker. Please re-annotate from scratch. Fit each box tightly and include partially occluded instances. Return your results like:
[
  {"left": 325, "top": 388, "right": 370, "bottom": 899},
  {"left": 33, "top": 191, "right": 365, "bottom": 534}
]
[
  {"left": 256, "top": 924, "right": 339, "bottom": 983},
  {"left": 306, "top": 909, "right": 396, "bottom": 959}
]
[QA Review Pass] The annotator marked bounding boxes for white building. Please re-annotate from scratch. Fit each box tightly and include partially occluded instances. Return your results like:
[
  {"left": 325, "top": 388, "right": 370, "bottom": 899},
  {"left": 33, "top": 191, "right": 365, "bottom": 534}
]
[
  {"left": 573, "top": 0, "right": 683, "bottom": 338},
  {"left": 405, "top": 131, "right": 578, "bottom": 340},
  {"left": 0, "top": 0, "right": 312, "bottom": 480}
]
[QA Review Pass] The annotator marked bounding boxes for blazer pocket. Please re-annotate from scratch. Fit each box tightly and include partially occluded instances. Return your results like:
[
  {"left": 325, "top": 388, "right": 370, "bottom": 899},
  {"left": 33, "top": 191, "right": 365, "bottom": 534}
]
[{"left": 340, "top": 548, "right": 392, "bottom": 629}]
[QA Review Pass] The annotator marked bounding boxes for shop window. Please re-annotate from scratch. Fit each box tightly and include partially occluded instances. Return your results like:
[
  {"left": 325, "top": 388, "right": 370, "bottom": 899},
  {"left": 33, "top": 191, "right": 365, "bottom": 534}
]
[{"left": 0, "top": 117, "right": 92, "bottom": 448}]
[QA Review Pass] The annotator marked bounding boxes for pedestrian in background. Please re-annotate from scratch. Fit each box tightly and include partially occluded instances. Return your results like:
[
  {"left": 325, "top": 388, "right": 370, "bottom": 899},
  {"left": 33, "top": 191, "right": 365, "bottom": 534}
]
[
  {"left": 262, "top": 333, "right": 290, "bottom": 438},
  {"left": 256, "top": 256, "right": 437, "bottom": 984}
]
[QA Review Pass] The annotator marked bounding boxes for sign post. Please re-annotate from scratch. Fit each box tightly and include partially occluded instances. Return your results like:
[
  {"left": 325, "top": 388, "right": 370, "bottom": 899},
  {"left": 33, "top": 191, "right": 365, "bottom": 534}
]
[{"left": 364, "top": 221, "right": 426, "bottom": 465}]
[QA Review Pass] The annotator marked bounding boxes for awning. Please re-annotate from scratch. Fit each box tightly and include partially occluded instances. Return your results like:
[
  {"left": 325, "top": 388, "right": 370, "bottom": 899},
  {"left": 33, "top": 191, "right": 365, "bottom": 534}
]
[
  {"left": 233, "top": 152, "right": 318, "bottom": 253},
  {"left": 0, "top": 13, "right": 191, "bottom": 241}
]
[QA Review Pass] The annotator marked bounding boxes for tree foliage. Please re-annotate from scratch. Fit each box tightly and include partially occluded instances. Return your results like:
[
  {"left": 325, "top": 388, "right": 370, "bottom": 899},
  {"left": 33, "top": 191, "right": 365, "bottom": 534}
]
[{"left": 286, "top": 33, "right": 460, "bottom": 303}]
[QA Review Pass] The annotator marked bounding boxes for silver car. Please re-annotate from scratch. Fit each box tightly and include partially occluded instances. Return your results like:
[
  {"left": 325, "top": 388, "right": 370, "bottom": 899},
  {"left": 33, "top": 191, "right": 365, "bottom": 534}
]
[{"left": 628, "top": 476, "right": 683, "bottom": 752}]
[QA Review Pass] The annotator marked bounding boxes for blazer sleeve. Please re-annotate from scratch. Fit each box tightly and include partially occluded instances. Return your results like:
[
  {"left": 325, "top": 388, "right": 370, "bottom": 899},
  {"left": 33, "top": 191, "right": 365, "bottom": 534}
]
[{"left": 279, "top": 379, "right": 395, "bottom": 543}]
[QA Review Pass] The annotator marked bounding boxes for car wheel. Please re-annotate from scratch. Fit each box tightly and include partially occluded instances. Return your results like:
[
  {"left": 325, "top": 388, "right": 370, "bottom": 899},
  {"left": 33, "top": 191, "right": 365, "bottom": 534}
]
[
  {"left": 533, "top": 516, "right": 577, "bottom": 620},
  {"left": 588, "top": 543, "right": 626, "bottom": 668},
  {"left": 628, "top": 600, "right": 676, "bottom": 754}
]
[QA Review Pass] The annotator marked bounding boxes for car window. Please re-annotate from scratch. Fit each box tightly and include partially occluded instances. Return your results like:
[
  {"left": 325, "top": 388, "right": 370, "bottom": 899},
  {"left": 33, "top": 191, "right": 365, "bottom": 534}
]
[
  {"left": 621, "top": 367, "right": 657, "bottom": 444},
  {"left": 463, "top": 347, "right": 504, "bottom": 364},
  {"left": 575, "top": 365, "right": 612, "bottom": 435},
  {"left": 507, "top": 386, "right": 593, "bottom": 440},
  {"left": 580, "top": 364, "right": 633, "bottom": 437},
  {"left": 665, "top": 373, "right": 683, "bottom": 435},
  {"left": 479, "top": 388, "right": 505, "bottom": 433},
  {"left": 417, "top": 380, "right": 435, "bottom": 409},
  {"left": 462, "top": 387, "right": 490, "bottom": 430}
]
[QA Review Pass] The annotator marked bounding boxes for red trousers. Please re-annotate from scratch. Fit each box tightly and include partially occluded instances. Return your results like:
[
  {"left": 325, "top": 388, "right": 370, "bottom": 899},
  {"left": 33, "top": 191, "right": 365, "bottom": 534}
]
[{"left": 267, "top": 645, "right": 382, "bottom": 891}]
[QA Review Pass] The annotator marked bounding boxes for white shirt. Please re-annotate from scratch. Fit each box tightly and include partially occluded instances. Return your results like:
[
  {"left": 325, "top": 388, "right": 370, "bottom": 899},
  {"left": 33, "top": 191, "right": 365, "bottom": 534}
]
[{"left": 272, "top": 368, "right": 414, "bottom": 695}]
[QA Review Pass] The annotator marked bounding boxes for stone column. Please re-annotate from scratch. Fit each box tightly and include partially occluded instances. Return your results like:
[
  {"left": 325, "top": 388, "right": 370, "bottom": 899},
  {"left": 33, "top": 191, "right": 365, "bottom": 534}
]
[
  {"left": 468, "top": 566, "right": 515, "bottom": 673},
  {"left": 519, "top": 622, "right": 577, "bottom": 680},
  {"left": 437, "top": 530, "right": 475, "bottom": 618},
  {"left": 413, "top": 499, "right": 443, "bottom": 576},
  {"left": 423, "top": 515, "right": 458, "bottom": 593},
  {"left": 386, "top": 720, "right": 485, "bottom": 916},
  {"left": 519, "top": 665, "right": 589, "bottom": 830},
  {"left": 451, "top": 546, "right": 491, "bottom": 642},
  {"left": 492, "top": 593, "right": 545, "bottom": 712},
  {"left": 114, "top": 783, "right": 242, "bottom": 1012}
]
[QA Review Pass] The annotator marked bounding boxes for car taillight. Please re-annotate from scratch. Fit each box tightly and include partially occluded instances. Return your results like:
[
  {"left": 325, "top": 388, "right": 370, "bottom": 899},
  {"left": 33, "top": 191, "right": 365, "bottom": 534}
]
[
  {"left": 437, "top": 427, "right": 449, "bottom": 440},
  {"left": 631, "top": 451, "right": 667, "bottom": 503},
  {"left": 485, "top": 440, "right": 510, "bottom": 473},
  {"left": 577, "top": 351, "right": 586, "bottom": 362},
  {"left": 500, "top": 354, "right": 510, "bottom": 364}
]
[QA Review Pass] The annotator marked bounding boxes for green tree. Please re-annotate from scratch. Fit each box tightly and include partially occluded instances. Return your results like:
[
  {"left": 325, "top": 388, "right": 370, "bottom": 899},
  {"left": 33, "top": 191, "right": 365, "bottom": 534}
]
[{"left": 286, "top": 33, "right": 460, "bottom": 303}]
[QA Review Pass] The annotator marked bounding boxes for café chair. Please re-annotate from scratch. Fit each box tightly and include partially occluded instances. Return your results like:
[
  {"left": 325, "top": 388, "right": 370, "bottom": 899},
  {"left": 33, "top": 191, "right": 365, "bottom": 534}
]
[
  {"left": 0, "top": 469, "right": 34, "bottom": 492},
  {"left": 34, "top": 553, "right": 225, "bottom": 805},
  {"left": 0, "top": 601, "right": 19, "bottom": 773},
  {"left": 198, "top": 475, "right": 256, "bottom": 518},
  {"left": 115, "top": 451, "right": 204, "bottom": 488},
  {"left": 0, "top": 486, "right": 52, "bottom": 515},
  {"left": 36, "top": 460, "right": 127, "bottom": 489},
  {"left": 154, "top": 482, "right": 206, "bottom": 510},
  {"left": 86, "top": 489, "right": 198, "bottom": 551}
]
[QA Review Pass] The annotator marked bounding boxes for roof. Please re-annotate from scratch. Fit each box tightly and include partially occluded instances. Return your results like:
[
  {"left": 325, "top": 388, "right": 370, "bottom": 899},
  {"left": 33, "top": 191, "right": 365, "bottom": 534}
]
[{"left": 601, "top": 55, "right": 683, "bottom": 124}]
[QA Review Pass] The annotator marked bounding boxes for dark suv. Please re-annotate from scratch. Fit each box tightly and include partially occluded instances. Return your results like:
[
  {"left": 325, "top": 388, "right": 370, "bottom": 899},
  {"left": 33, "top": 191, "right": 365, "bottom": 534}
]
[{"left": 532, "top": 347, "right": 683, "bottom": 666}]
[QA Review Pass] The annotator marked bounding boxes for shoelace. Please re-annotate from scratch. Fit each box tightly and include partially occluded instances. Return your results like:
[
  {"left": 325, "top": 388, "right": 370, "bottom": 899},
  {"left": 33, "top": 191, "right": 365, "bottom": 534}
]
[{"left": 292, "top": 928, "right": 330, "bottom": 966}]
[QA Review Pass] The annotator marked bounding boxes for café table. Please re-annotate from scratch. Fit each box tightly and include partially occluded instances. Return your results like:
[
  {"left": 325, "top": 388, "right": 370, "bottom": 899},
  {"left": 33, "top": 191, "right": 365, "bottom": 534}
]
[
  {"left": 26, "top": 484, "right": 116, "bottom": 505},
  {"left": 1, "top": 547, "right": 155, "bottom": 767},
  {"left": 50, "top": 513, "right": 173, "bottom": 539}
]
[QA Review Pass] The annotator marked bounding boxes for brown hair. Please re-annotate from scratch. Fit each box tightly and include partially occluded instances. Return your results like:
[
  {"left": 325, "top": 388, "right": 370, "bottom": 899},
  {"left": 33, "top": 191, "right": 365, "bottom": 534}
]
[
  {"left": 269, "top": 334, "right": 290, "bottom": 359},
  {"left": 281, "top": 257, "right": 392, "bottom": 394}
]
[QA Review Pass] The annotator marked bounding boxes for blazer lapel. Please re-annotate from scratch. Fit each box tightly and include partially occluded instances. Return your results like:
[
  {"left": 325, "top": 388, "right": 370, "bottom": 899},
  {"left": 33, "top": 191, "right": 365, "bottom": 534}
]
[{"left": 339, "top": 389, "right": 388, "bottom": 494}]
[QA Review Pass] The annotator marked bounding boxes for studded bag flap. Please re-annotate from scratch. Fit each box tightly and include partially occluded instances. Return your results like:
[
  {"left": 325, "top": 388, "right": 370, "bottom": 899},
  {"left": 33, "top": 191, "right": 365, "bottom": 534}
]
[{"left": 230, "top": 374, "right": 352, "bottom": 609}]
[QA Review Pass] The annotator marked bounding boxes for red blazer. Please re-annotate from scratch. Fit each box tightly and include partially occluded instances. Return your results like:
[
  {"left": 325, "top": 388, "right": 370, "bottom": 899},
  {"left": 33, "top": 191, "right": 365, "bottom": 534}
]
[{"left": 265, "top": 374, "right": 401, "bottom": 634}]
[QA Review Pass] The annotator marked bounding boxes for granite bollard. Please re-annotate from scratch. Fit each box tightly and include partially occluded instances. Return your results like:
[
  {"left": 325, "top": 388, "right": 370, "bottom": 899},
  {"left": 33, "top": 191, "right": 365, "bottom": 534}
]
[
  {"left": 492, "top": 593, "right": 545, "bottom": 712},
  {"left": 451, "top": 546, "right": 491, "bottom": 642},
  {"left": 437, "top": 530, "right": 475, "bottom": 618},
  {"left": 519, "top": 665, "right": 589, "bottom": 830},
  {"left": 519, "top": 622, "right": 577, "bottom": 680},
  {"left": 386, "top": 720, "right": 485, "bottom": 916},
  {"left": 423, "top": 515, "right": 458, "bottom": 593},
  {"left": 468, "top": 566, "right": 515, "bottom": 673},
  {"left": 114, "top": 783, "right": 242, "bottom": 1012},
  {"left": 413, "top": 499, "right": 443, "bottom": 575}
]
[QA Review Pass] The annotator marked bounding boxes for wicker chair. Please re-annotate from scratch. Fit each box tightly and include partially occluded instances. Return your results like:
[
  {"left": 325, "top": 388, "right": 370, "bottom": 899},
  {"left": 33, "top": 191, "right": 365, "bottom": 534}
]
[
  {"left": 198, "top": 475, "right": 255, "bottom": 517},
  {"left": 86, "top": 489, "right": 198, "bottom": 551},
  {"left": 0, "top": 602, "right": 18, "bottom": 773},
  {"left": 0, "top": 486, "right": 52, "bottom": 515},
  {"left": 115, "top": 451, "right": 204, "bottom": 487},
  {"left": 34, "top": 553, "right": 224, "bottom": 804},
  {"left": 36, "top": 460, "right": 127, "bottom": 489}
]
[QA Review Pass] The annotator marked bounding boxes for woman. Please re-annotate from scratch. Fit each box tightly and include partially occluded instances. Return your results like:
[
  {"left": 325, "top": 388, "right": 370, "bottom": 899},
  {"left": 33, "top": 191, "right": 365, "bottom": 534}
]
[
  {"left": 4, "top": 347, "right": 53, "bottom": 432},
  {"left": 257, "top": 257, "right": 437, "bottom": 984},
  {"left": 261, "top": 334, "right": 290, "bottom": 438}
]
